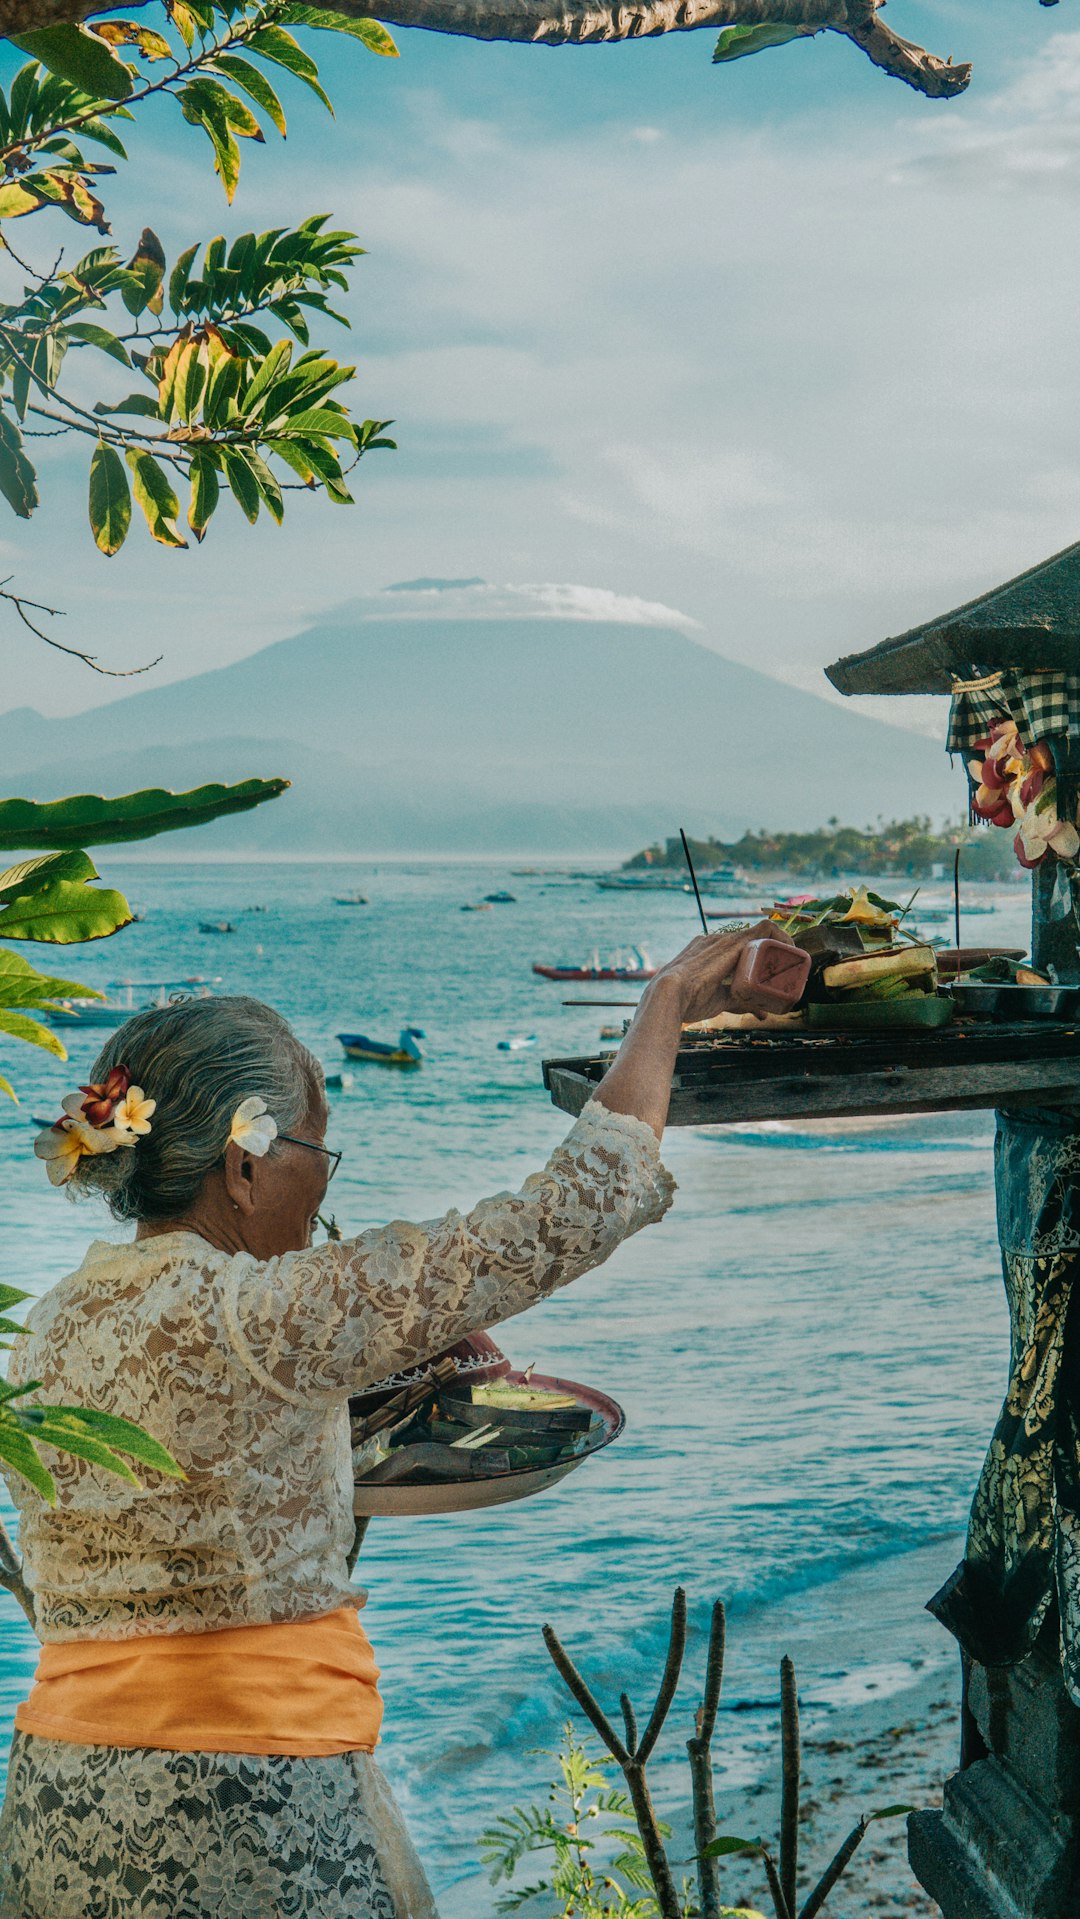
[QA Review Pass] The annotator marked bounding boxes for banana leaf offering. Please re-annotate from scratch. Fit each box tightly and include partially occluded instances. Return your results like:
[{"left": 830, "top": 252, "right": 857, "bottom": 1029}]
[{"left": 355, "top": 1376, "right": 605, "bottom": 1487}]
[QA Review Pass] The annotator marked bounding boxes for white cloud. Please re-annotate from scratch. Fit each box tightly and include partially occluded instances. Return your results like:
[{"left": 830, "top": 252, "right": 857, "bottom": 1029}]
[{"left": 345, "top": 578, "right": 700, "bottom": 627}]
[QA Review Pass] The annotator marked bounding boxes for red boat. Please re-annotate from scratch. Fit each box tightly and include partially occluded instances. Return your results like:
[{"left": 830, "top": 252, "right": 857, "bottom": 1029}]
[{"left": 533, "top": 947, "right": 655, "bottom": 983}]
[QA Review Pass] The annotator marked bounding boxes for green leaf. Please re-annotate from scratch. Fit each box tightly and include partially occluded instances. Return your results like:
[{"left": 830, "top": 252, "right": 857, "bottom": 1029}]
[
  {"left": 124, "top": 447, "right": 187, "bottom": 547},
  {"left": 0, "top": 874, "right": 132, "bottom": 944},
  {"left": 700, "top": 1837, "right": 765, "bottom": 1859},
  {"left": 0, "top": 1006, "right": 66, "bottom": 1056},
  {"left": 203, "top": 348, "right": 241, "bottom": 426},
  {"left": 168, "top": 242, "right": 199, "bottom": 314},
  {"left": 93, "top": 392, "right": 161, "bottom": 420},
  {"left": 88, "top": 439, "right": 131, "bottom": 555},
  {"left": 0, "top": 1074, "right": 15, "bottom": 1104},
  {"left": 121, "top": 225, "right": 166, "bottom": 317},
  {"left": 0, "top": 780, "right": 290, "bottom": 851},
  {"left": 713, "top": 22, "right": 817, "bottom": 63},
  {"left": 179, "top": 78, "right": 242, "bottom": 199},
  {"left": 277, "top": 6, "right": 398, "bottom": 55},
  {"left": 0, "top": 851, "right": 97, "bottom": 904},
  {"left": 16, "top": 1416, "right": 141, "bottom": 1484},
  {"left": 279, "top": 406, "right": 355, "bottom": 440},
  {"left": 0, "top": 1422, "right": 56, "bottom": 1502},
  {"left": 222, "top": 444, "right": 260, "bottom": 522},
  {"left": 65, "top": 322, "right": 131, "bottom": 368},
  {"left": 34, "top": 1407, "right": 185, "bottom": 1478},
  {"left": 866, "top": 1805, "right": 915, "bottom": 1821},
  {"left": 238, "top": 337, "right": 292, "bottom": 414},
  {"left": 245, "top": 25, "right": 333, "bottom": 111},
  {"left": 0, "top": 1285, "right": 32, "bottom": 1314},
  {"left": 235, "top": 445, "right": 282, "bottom": 523},
  {"left": 207, "top": 54, "right": 287, "bottom": 136},
  {"left": 0, "top": 412, "right": 38, "bottom": 519},
  {"left": 187, "top": 446, "right": 220, "bottom": 541},
  {"left": 265, "top": 436, "right": 316, "bottom": 485},
  {"left": 9, "top": 25, "right": 134, "bottom": 99},
  {"left": 0, "top": 945, "right": 100, "bottom": 1007}
]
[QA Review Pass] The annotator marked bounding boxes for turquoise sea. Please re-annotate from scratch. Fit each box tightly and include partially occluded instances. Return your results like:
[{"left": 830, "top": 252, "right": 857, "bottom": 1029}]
[{"left": 0, "top": 860, "right": 1031, "bottom": 1905}]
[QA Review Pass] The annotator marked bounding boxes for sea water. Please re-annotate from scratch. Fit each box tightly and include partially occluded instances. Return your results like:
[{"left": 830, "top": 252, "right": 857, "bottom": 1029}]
[{"left": 0, "top": 861, "right": 1027, "bottom": 1898}]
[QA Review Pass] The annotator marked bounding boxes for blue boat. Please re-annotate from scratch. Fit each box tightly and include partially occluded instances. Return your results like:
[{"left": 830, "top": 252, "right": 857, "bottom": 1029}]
[{"left": 338, "top": 1027, "right": 425, "bottom": 1068}]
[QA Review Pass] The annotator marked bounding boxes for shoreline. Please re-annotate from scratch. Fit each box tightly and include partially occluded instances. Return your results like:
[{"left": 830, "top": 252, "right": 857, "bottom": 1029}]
[{"left": 434, "top": 1537, "right": 963, "bottom": 1917}]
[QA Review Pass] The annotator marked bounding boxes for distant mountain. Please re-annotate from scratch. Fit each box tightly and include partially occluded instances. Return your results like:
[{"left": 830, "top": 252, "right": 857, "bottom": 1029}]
[{"left": 0, "top": 589, "right": 961, "bottom": 855}]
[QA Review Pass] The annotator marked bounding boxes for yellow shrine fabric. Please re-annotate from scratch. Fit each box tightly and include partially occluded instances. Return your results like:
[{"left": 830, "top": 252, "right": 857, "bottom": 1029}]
[{"left": 3, "top": 1100, "right": 675, "bottom": 1641}]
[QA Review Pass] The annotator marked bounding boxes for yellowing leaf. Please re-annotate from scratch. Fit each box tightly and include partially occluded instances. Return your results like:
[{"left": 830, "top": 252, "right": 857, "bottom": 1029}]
[{"left": 125, "top": 447, "right": 187, "bottom": 547}]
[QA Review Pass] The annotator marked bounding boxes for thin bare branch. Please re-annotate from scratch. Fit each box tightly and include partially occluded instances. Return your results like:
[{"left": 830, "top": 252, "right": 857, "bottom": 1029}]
[
  {"left": 542, "top": 1622, "right": 629, "bottom": 1765},
  {"left": 0, "top": 577, "right": 162, "bottom": 677},
  {"left": 797, "top": 1816, "right": 869, "bottom": 1919},
  {"left": 620, "top": 1691, "right": 638, "bottom": 1756},
  {"left": 779, "top": 1656, "right": 800, "bottom": 1919},
  {"left": 0, "top": 1517, "right": 35, "bottom": 1631},
  {"left": 687, "top": 1600, "right": 725, "bottom": 1919},
  {"left": 637, "top": 1584, "right": 686, "bottom": 1764},
  {"left": 760, "top": 1844, "right": 793, "bottom": 1919}
]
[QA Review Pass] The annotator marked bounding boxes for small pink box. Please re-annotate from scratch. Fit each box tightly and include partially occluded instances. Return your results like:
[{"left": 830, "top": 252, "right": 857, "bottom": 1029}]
[{"left": 731, "top": 938, "right": 811, "bottom": 1011}]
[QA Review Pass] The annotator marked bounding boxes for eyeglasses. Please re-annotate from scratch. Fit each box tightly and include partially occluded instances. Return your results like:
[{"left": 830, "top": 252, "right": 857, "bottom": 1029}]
[{"left": 276, "top": 1133, "right": 342, "bottom": 1182}]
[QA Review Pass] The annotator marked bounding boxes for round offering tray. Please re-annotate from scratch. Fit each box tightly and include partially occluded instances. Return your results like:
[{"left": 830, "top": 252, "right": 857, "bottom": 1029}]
[{"left": 352, "top": 1371, "right": 624, "bottom": 1518}]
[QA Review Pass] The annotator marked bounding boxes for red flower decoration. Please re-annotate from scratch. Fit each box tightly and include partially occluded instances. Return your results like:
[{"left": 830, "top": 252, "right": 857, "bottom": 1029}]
[{"left": 78, "top": 1063, "right": 131, "bottom": 1127}]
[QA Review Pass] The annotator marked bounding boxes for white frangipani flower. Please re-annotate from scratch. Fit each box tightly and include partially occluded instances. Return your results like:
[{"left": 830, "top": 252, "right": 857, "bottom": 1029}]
[{"left": 228, "top": 1096, "right": 278, "bottom": 1157}]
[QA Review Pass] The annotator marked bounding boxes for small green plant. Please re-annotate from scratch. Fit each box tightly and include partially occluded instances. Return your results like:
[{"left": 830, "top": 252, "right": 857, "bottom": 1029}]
[
  {"left": 482, "top": 1723, "right": 682, "bottom": 1917},
  {"left": 494, "top": 1589, "right": 916, "bottom": 1919}
]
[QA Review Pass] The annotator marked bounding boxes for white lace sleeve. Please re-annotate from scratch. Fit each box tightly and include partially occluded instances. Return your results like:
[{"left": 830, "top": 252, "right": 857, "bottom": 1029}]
[{"left": 219, "top": 1100, "right": 676, "bottom": 1404}]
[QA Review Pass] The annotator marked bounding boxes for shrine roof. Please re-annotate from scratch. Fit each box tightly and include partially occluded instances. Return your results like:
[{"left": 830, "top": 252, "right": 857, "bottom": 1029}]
[{"left": 826, "top": 540, "right": 1080, "bottom": 696}]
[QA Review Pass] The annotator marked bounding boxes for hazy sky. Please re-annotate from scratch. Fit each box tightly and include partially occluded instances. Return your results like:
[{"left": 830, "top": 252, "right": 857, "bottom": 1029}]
[{"left": 0, "top": 1, "right": 1074, "bottom": 731}]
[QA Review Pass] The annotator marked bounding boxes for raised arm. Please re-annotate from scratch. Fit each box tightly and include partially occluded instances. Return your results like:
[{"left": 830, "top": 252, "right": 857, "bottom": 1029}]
[
  {"left": 595, "top": 920, "right": 794, "bottom": 1137},
  {"left": 220, "top": 924, "right": 787, "bottom": 1402}
]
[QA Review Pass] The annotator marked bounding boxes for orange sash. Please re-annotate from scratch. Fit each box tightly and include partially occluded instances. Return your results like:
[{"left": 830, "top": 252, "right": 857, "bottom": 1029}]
[{"left": 15, "top": 1608, "right": 382, "bottom": 1756}]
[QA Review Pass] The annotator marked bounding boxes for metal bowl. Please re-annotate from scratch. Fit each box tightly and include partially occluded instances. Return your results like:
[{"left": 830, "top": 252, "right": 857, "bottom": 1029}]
[
  {"left": 352, "top": 1371, "right": 624, "bottom": 1517},
  {"left": 946, "top": 983, "right": 1080, "bottom": 1020}
]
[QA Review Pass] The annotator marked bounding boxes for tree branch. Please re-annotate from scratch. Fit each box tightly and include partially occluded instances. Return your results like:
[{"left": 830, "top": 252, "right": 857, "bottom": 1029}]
[
  {"left": 0, "top": 576, "right": 162, "bottom": 675},
  {"left": 0, "top": 1515, "right": 35, "bottom": 1631},
  {"left": 0, "top": 0, "right": 977, "bottom": 99}
]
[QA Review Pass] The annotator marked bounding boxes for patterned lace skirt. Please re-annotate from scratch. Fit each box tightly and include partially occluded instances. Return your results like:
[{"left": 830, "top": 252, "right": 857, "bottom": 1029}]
[{"left": 0, "top": 1732, "right": 441, "bottom": 1919}]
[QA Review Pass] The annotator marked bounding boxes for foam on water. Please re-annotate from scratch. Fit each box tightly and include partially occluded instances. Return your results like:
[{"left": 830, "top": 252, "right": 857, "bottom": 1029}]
[{"left": 0, "top": 862, "right": 1020, "bottom": 1892}]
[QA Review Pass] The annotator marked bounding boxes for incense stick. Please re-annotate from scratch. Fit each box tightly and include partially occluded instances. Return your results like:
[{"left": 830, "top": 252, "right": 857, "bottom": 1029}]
[
  {"left": 954, "top": 847, "right": 961, "bottom": 952},
  {"left": 679, "top": 828, "right": 710, "bottom": 937}
]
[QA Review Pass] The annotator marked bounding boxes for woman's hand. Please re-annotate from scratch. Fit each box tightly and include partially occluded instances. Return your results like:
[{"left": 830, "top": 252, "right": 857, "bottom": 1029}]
[
  {"left": 648, "top": 920, "right": 795, "bottom": 1026},
  {"left": 593, "top": 921, "right": 795, "bottom": 1140}
]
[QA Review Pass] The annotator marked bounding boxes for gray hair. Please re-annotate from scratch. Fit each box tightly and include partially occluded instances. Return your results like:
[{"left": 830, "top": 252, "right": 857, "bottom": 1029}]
[{"left": 70, "top": 995, "right": 321, "bottom": 1223}]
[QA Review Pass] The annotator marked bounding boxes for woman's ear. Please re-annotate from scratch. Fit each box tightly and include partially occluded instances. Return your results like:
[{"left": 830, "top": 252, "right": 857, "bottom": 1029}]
[{"left": 224, "top": 1140, "right": 258, "bottom": 1214}]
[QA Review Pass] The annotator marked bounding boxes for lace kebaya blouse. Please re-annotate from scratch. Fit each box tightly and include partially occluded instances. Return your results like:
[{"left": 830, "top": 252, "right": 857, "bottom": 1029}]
[{"left": 3, "top": 1100, "right": 675, "bottom": 1643}]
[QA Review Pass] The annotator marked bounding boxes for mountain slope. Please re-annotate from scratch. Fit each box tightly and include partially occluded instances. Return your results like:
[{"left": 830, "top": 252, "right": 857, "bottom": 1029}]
[{"left": 0, "top": 608, "right": 959, "bottom": 853}]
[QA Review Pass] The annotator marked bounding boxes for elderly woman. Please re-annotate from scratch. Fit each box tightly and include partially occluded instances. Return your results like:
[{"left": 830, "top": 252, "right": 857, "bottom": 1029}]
[{"left": 0, "top": 923, "right": 781, "bottom": 1919}]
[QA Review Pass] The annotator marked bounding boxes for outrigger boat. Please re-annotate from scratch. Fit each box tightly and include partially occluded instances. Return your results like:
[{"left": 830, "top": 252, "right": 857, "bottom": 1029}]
[
  {"left": 532, "top": 947, "right": 655, "bottom": 984},
  {"left": 46, "top": 978, "right": 220, "bottom": 1029},
  {"left": 338, "top": 1027, "right": 425, "bottom": 1067}
]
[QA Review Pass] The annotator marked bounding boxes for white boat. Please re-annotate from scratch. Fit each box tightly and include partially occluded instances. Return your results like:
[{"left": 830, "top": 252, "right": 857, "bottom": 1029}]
[
  {"left": 45, "top": 979, "right": 220, "bottom": 1029},
  {"left": 497, "top": 1035, "right": 537, "bottom": 1052}
]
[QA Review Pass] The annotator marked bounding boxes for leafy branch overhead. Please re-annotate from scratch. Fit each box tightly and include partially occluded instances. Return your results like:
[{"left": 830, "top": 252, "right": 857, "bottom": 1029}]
[{"left": 0, "top": 2, "right": 397, "bottom": 552}]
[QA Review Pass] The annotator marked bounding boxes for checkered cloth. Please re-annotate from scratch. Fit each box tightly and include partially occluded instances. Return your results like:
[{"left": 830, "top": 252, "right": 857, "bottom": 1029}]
[{"left": 948, "top": 669, "right": 1080, "bottom": 756}]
